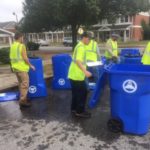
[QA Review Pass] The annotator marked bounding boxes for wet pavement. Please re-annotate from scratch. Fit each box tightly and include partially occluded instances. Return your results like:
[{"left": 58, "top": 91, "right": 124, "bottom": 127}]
[{"left": 0, "top": 79, "right": 150, "bottom": 150}]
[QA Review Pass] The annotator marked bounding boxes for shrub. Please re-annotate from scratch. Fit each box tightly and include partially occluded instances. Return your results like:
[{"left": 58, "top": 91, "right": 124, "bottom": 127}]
[
  {"left": 0, "top": 47, "right": 10, "bottom": 64},
  {"left": 26, "top": 42, "right": 40, "bottom": 51},
  {"left": 141, "top": 20, "right": 150, "bottom": 40}
]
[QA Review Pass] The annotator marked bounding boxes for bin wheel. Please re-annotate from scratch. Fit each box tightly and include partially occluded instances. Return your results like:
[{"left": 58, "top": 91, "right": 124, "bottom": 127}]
[{"left": 107, "top": 119, "right": 123, "bottom": 133}]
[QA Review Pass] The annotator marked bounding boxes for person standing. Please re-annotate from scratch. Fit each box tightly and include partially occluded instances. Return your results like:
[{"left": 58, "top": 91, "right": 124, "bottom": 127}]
[
  {"left": 141, "top": 42, "right": 150, "bottom": 65},
  {"left": 105, "top": 34, "right": 119, "bottom": 63},
  {"left": 85, "top": 33, "right": 101, "bottom": 82},
  {"left": 10, "top": 32, "right": 35, "bottom": 107},
  {"left": 86, "top": 32, "right": 100, "bottom": 62},
  {"left": 68, "top": 32, "right": 92, "bottom": 118}
]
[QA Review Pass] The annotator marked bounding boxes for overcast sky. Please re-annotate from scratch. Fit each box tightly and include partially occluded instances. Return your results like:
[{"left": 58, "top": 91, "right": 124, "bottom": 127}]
[{"left": 0, "top": 0, "right": 24, "bottom": 22}]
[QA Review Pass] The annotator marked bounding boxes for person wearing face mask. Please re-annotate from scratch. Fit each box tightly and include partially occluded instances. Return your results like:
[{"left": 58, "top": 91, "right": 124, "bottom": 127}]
[
  {"left": 10, "top": 32, "right": 35, "bottom": 108},
  {"left": 68, "top": 32, "right": 92, "bottom": 118}
]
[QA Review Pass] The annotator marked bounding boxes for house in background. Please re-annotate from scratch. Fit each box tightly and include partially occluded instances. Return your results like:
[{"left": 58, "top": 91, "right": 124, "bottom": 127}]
[
  {"left": 0, "top": 21, "right": 16, "bottom": 45},
  {"left": 92, "top": 12, "right": 150, "bottom": 42}
]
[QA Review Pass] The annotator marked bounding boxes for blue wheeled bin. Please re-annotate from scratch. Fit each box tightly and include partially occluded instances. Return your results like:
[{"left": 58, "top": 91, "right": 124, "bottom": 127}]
[
  {"left": 52, "top": 54, "right": 72, "bottom": 89},
  {"left": 120, "top": 48, "right": 140, "bottom": 57},
  {"left": 106, "top": 64, "right": 150, "bottom": 135},
  {"left": 120, "top": 48, "right": 142, "bottom": 64},
  {"left": 120, "top": 57, "right": 142, "bottom": 64},
  {"left": 28, "top": 57, "right": 47, "bottom": 98}
]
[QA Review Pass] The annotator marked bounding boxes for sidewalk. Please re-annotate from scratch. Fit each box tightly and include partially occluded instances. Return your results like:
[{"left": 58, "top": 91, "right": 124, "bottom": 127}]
[{"left": 0, "top": 60, "right": 52, "bottom": 91}]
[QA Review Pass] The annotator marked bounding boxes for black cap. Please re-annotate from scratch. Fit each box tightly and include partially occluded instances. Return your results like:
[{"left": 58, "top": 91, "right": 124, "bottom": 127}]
[
  {"left": 111, "top": 33, "right": 119, "bottom": 38},
  {"left": 81, "top": 32, "right": 90, "bottom": 39}
]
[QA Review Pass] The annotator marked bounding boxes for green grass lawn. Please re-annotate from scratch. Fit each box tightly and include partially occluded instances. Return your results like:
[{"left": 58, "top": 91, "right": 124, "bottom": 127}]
[{"left": 99, "top": 40, "right": 149, "bottom": 47}]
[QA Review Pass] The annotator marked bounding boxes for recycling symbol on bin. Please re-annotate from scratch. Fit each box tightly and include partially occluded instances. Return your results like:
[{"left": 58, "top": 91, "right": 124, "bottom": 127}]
[
  {"left": 58, "top": 78, "right": 65, "bottom": 86},
  {"left": 29, "top": 86, "right": 37, "bottom": 94},
  {"left": 123, "top": 79, "right": 137, "bottom": 93}
]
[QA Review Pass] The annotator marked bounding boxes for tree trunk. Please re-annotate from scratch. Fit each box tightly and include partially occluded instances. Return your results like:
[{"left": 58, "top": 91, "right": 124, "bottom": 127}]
[{"left": 71, "top": 24, "right": 78, "bottom": 50}]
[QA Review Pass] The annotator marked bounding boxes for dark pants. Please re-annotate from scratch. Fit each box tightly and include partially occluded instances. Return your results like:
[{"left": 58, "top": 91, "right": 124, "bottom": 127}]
[{"left": 70, "top": 79, "right": 87, "bottom": 113}]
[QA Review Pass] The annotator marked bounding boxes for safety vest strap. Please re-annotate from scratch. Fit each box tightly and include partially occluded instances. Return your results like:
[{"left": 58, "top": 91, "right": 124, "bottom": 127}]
[
  {"left": 11, "top": 44, "right": 23, "bottom": 63},
  {"left": 72, "top": 44, "right": 86, "bottom": 65},
  {"left": 86, "top": 41, "right": 97, "bottom": 53}
]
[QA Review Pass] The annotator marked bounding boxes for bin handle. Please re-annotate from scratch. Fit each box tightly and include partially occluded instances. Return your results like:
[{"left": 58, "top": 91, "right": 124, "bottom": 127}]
[{"left": 104, "top": 62, "right": 115, "bottom": 72}]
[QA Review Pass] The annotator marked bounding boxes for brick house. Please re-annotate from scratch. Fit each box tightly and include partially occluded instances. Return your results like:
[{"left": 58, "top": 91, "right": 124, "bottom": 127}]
[{"left": 92, "top": 12, "right": 150, "bottom": 42}]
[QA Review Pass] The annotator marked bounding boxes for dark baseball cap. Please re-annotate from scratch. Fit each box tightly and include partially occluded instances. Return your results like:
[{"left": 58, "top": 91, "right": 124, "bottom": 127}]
[
  {"left": 111, "top": 34, "right": 119, "bottom": 38},
  {"left": 81, "top": 32, "right": 90, "bottom": 39}
]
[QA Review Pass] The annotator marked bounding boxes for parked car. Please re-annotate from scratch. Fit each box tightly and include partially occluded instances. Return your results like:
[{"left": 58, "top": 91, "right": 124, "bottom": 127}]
[
  {"left": 63, "top": 37, "right": 73, "bottom": 46},
  {"left": 37, "top": 39, "right": 49, "bottom": 46},
  {"left": 63, "top": 37, "right": 80, "bottom": 47}
]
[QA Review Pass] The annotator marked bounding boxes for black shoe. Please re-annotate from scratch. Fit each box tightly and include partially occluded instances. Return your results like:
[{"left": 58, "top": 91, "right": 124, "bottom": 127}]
[
  {"left": 75, "top": 111, "right": 91, "bottom": 118},
  {"left": 19, "top": 101, "right": 31, "bottom": 108}
]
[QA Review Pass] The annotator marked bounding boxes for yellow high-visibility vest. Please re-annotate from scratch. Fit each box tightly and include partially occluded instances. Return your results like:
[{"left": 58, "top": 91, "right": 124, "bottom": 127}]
[
  {"left": 10, "top": 41, "right": 29, "bottom": 72},
  {"left": 85, "top": 40, "right": 99, "bottom": 62},
  {"left": 105, "top": 38, "right": 118, "bottom": 59},
  {"left": 141, "top": 42, "right": 150, "bottom": 65},
  {"left": 68, "top": 41, "right": 86, "bottom": 81}
]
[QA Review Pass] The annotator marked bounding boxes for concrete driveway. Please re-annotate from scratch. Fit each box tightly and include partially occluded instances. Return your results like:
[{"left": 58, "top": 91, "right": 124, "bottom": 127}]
[{"left": 0, "top": 80, "right": 150, "bottom": 150}]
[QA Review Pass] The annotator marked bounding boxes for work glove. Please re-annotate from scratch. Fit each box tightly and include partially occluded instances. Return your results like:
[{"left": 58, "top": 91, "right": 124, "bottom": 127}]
[{"left": 112, "top": 56, "right": 118, "bottom": 63}]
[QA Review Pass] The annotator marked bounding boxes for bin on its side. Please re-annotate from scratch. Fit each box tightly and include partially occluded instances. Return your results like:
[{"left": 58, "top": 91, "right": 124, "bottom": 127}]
[
  {"left": 28, "top": 57, "right": 47, "bottom": 98},
  {"left": 107, "top": 64, "right": 150, "bottom": 135},
  {"left": 52, "top": 54, "right": 72, "bottom": 89}
]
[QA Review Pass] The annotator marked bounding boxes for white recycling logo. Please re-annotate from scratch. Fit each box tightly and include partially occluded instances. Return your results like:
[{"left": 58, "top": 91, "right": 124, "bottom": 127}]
[
  {"left": 123, "top": 79, "right": 137, "bottom": 93},
  {"left": 58, "top": 78, "right": 65, "bottom": 86},
  {"left": 29, "top": 86, "right": 37, "bottom": 94}
]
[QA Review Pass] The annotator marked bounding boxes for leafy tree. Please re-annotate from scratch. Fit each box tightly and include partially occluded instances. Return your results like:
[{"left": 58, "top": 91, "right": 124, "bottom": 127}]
[
  {"left": 141, "top": 20, "right": 150, "bottom": 40},
  {"left": 21, "top": 0, "right": 150, "bottom": 47}
]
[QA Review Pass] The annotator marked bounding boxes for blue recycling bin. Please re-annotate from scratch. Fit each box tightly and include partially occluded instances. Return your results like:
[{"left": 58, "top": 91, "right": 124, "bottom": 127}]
[
  {"left": 52, "top": 54, "right": 72, "bottom": 89},
  {"left": 107, "top": 64, "right": 150, "bottom": 135},
  {"left": 28, "top": 57, "right": 47, "bottom": 98},
  {"left": 120, "top": 56, "right": 142, "bottom": 64},
  {"left": 120, "top": 48, "right": 142, "bottom": 64},
  {"left": 120, "top": 48, "right": 140, "bottom": 57},
  {"left": 0, "top": 92, "right": 19, "bottom": 102}
]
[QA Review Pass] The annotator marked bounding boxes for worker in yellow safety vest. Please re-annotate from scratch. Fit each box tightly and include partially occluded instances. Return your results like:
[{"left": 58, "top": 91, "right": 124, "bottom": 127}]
[
  {"left": 10, "top": 32, "right": 35, "bottom": 107},
  {"left": 141, "top": 42, "right": 150, "bottom": 65},
  {"left": 105, "top": 34, "right": 119, "bottom": 62},
  {"left": 85, "top": 34, "right": 100, "bottom": 62},
  {"left": 68, "top": 32, "right": 92, "bottom": 118},
  {"left": 85, "top": 32, "right": 101, "bottom": 82}
]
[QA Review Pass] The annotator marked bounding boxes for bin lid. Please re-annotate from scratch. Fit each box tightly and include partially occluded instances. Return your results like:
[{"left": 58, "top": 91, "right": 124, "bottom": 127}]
[
  {"left": 0, "top": 92, "right": 19, "bottom": 102},
  {"left": 106, "top": 64, "right": 150, "bottom": 75},
  {"left": 120, "top": 48, "right": 140, "bottom": 57}
]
